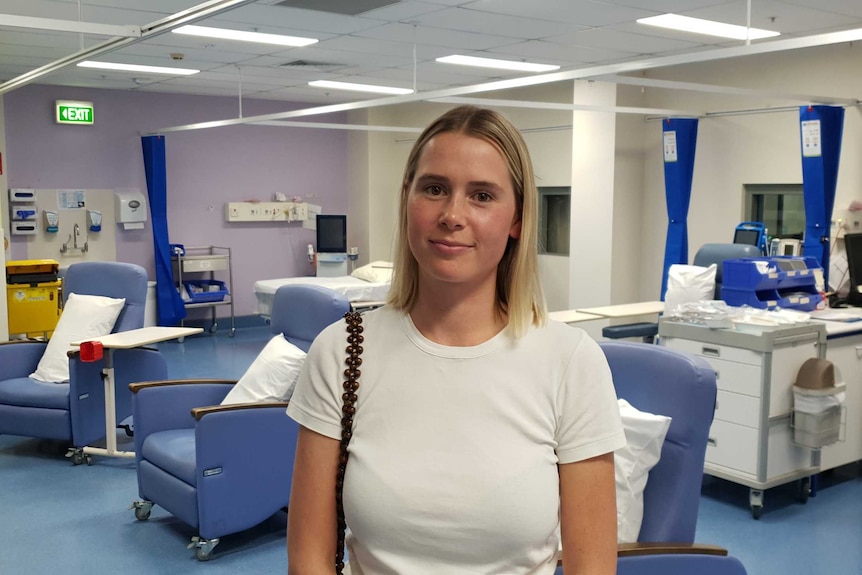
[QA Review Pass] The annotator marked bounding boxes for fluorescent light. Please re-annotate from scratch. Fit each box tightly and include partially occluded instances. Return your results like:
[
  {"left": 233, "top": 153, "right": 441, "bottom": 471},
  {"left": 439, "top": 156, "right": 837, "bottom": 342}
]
[
  {"left": 308, "top": 80, "right": 413, "bottom": 95},
  {"left": 173, "top": 25, "right": 317, "bottom": 47},
  {"left": 436, "top": 55, "right": 559, "bottom": 73},
  {"left": 637, "top": 14, "right": 780, "bottom": 41},
  {"left": 77, "top": 61, "right": 199, "bottom": 75}
]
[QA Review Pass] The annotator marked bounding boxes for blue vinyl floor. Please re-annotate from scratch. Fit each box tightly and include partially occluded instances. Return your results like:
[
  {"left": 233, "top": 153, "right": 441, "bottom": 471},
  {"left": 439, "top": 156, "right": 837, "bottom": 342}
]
[{"left": 1, "top": 326, "right": 861, "bottom": 574}]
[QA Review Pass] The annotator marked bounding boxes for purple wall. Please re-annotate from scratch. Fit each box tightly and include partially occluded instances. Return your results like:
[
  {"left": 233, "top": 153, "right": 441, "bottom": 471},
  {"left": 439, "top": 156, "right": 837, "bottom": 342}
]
[{"left": 4, "top": 85, "right": 349, "bottom": 318}]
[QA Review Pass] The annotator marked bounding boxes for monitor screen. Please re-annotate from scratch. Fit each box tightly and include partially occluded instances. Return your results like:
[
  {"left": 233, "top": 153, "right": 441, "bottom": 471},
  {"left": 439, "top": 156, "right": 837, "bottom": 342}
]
[
  {"left": 845, "top": 233, "right": 862, "bottom": 304},
  {"left": 733, "top": 228, "right": 760, "bottom": 246},
  {"left": 316, "top": 214, "right": 347, "bottom": 253}
]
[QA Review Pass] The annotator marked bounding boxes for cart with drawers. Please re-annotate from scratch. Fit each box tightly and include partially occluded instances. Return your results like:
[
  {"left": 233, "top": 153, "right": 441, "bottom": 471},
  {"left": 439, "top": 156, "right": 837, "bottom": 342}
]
[
  {"left": 171, "top": 245, "right": 235, "bottom": 337},
  {"left": 659, "top": 318, "right": 826, "bottom": 518}
]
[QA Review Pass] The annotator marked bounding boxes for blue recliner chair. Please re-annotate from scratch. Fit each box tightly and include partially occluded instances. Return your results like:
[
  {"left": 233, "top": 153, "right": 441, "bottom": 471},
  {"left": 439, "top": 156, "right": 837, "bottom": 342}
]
[
  {"left": 693, "top": 243, "right": 761, "bottom": 300},
  {"left": 130, "top": 284, "right": 351, "bottom": 560},
  {"left": 555, "top": 342, "right": 745, "bottom": 573},
  {"left": 0, "top": 262, "right": 166, "bottom": 463}
]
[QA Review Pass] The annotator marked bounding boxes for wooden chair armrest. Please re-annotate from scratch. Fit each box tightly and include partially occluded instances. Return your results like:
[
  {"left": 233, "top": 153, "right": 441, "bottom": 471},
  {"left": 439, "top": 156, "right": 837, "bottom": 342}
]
[
  {"left": 192, "top": 401, "right": 290, "bottom": 420},
  {"left": 557, "top": 542, "right": 729, "bottom": 569},
  {"left": 129, "top": 379, "right": 237, "bottom": 393},
  {"left": 617, "top": 542, "right": 729, "bottom": 557}
]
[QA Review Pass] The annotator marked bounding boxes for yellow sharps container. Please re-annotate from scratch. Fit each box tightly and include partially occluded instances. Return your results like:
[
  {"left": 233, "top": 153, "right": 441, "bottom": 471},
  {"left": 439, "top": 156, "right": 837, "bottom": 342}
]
[{"left": 5, "top": 259, "right": 61, "bottom": 338}]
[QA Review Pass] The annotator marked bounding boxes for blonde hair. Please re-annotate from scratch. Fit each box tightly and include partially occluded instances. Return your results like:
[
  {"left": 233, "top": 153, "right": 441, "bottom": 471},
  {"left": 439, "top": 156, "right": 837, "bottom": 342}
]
[{"left": 387, "top": 106, "right": 546, "bottom": 336}]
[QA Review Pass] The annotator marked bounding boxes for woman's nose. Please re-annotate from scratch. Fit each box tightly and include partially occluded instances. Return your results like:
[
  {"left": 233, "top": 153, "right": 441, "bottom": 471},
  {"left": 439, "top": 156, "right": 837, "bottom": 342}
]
[{"left": 438, "top": 195, "right": 466, "bottom": 229}]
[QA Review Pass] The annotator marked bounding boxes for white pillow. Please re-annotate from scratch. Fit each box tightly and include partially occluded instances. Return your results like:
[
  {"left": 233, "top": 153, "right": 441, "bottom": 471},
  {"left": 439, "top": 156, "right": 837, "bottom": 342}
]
[
  {"left": 220, "top": 335, "right": 307, "bottom": 405},
  {"left": 351, "top": 261, "right": 393, "bottom": 284},
  {"left": 615, "top": 398, "right": 672, "bottom": 543},
  {"left": 664, "top": 264, "right": 717, "bottom": 314},
  {"left": 30, "top": 293, "right": 126, "bottom": 383}
]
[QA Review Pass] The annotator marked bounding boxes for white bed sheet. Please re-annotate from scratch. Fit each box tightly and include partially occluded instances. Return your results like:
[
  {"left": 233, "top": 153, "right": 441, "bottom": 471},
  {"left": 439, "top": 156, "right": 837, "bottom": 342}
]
[{"left": 254, "top": 276, "right": 391, "bottom": 317}]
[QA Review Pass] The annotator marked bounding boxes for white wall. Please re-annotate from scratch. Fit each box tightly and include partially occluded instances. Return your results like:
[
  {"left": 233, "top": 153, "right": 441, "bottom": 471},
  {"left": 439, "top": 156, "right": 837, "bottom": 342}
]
[{"left": 638, "top": 43, "right": 862, "bottom": 300}]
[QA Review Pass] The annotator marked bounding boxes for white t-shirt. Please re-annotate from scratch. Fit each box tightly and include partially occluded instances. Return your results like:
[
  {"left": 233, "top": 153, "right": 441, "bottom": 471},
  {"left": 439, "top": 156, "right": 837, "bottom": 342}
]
[{"left": 287, "top": 306, "right": 625, "bottom": 575}]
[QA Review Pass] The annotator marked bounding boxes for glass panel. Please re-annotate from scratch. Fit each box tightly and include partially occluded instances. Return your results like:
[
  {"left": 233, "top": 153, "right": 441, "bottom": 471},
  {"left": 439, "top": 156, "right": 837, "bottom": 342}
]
[
  {"left": 744, "top": 184, "right": 804, "bottom": 240},
  {"left": 538, "top": 187, "right": 570, "bottom": 255}
]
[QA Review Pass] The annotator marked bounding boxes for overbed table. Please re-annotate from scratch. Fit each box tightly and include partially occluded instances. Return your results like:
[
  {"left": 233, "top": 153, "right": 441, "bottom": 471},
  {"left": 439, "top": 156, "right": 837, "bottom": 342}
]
[
  {"left": 577, "top": 300, "right": 665, "bottom": 318},
  {"left": 71, "top": 326, "right": 202, "bottom": 460},
  {"left": 548, "top": 310, "right": 603, "bottom": 324}
]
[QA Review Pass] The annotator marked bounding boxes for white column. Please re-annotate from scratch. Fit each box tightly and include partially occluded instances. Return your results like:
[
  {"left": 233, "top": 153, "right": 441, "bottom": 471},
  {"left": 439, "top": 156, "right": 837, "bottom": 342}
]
[
  {"left": 569, "top": 81, "right": 617, "bottom": 309},
  {"left": 0, "top": 94, "right": 9, "bottom": 341}
]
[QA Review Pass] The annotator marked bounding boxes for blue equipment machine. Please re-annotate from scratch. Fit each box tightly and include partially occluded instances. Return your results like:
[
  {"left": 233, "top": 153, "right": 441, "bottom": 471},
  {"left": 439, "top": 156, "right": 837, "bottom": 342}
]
[
  {"left": 733, "top": 222, "right": 768, "bottom": 255},
  {"left": 721, "top": 256, "right": 823, "bottom": 312}
]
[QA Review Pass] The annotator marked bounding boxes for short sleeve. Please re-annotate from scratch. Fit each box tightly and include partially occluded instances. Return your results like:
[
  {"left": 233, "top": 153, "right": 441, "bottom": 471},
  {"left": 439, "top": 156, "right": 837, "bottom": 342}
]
[
  {"left": 554, "top": 335, "right": 626, "bottom": 464},
  {"left": 286, "top": 320, "right": 346, "bottom": 440}
]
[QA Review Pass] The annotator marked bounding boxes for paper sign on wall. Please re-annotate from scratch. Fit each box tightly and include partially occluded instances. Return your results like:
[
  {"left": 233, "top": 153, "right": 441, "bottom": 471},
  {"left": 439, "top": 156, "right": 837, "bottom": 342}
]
[
  {"left": 663, "top": 131, "right": 678, "bottom": 162},
  {"left": 58, "top": 190, "right": 86, "bottom": 209},
  {"left": 801, "top": 120, "right": 822, "bottom": 157}
]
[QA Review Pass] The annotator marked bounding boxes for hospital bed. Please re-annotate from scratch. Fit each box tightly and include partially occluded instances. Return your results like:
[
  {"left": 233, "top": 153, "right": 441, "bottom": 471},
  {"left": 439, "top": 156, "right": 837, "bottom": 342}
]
[{"left": 254, "top": 261, "right": 393, "bottom": 318}]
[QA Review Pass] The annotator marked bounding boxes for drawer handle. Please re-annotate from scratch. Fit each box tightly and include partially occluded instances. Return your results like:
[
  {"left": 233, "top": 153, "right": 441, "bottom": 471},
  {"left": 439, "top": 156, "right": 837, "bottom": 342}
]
[
  {"left": 702, "top": 346, "right": 720, "bottom": 357},
  {"left": 707, "top": 437, "right": 717, "bottom": 447}
]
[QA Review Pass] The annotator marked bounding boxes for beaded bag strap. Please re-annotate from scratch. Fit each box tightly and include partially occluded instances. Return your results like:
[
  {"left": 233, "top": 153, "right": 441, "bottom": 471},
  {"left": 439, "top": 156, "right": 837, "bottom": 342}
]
[{"left": 336, "top": 311, "right": 363, "bottom": 575}]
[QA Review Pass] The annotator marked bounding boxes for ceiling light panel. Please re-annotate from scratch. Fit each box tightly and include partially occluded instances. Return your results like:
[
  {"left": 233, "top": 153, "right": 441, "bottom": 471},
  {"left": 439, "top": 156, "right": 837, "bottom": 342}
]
[
  {"left": 308, "top": 79, "right": 413, "bottom": 94},
  {"left": 637, "top": 14, "right": 780, "bottom": 40},
  {"left": 77, "top": 61, "right": 200, "bottom": 75},
  {"left": 436, "top": 55, "right": 559, "bottom": 72},
  {"left": 173, "top": 25, "right": 318, "bottom": 46}
]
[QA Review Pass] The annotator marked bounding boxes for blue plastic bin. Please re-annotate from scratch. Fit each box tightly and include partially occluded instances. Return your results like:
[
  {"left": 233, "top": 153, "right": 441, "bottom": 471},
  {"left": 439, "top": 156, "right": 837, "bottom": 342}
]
[{"left": 183, "top": 280, "right": 229, "bottom": 303}]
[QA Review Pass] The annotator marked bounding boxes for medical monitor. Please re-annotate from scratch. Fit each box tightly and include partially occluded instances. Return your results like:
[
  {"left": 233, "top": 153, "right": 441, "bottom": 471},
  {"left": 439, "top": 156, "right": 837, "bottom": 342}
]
[
  {"left": 844, "top": 233, "right": 862, "bottom": 306},
  {"left": 733, "top": 228, "right": 761, "bottom": 247},
  {"left": 316, "top": 214, "right": 347, "bottom": 253}
]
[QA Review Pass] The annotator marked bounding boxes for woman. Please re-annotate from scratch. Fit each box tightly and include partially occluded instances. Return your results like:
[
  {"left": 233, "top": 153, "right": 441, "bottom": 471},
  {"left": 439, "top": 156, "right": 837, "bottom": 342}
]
[{"left": 287, "top": 106, "right": 625, "bottom": 574}]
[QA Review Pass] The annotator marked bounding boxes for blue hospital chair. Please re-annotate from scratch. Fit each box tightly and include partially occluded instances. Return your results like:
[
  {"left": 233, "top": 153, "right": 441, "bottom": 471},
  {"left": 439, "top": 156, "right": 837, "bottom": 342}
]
[
  {"left": 0, "top": 261, "right": 166, "bottom": 462},
  {"left": 129, "top": 284, "right": 350, "bottom": 560},
  {"left": 557, "top": 342, "right": 747, "bottom": 573}
]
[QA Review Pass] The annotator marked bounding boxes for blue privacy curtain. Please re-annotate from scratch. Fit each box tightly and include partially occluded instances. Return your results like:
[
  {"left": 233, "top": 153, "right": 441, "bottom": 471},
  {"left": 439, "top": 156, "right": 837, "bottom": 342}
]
[
  {"left": 800, "top": 106, "right": 844, "bottom": 286},
  {"left": 141, "top": 135, "right": 186, "bottom": 326},
  {"left": 660, "top": 118, "right": 699, "bottom": 298}
]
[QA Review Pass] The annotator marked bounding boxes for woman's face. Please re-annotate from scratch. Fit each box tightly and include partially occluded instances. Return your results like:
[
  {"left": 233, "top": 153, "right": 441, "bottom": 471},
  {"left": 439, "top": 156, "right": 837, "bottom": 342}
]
[{"left": 406, "top": 131, "right": 521, "bottom": 293}]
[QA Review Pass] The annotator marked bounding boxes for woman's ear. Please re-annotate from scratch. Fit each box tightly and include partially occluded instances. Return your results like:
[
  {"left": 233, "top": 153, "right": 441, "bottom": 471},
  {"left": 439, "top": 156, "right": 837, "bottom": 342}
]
[{"left": 509, "top": 219, "right": 522, "bottom": 239}]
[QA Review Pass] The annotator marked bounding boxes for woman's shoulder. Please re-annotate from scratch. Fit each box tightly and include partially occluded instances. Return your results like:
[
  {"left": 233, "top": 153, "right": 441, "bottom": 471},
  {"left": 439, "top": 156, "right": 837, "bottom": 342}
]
[
  {"left": 311, "top": 305, "right": 401, "bottom": 351},
  {"left": 527, "top": 318, "right": 593, "bottom": 349}
]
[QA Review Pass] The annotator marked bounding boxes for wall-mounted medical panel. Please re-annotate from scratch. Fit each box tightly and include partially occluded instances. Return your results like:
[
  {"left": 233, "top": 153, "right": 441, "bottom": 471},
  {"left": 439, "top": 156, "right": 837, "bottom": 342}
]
[{"left": 225, "top": 201, "right": 309, "bottom": 222}]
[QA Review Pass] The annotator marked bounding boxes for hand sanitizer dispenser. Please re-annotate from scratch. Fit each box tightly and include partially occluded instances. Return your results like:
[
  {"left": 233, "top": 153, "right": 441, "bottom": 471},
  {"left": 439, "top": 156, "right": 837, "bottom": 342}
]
[
  {"left": 88, "top": 210, "right": 102, "bottom": 232},
  {"left": 43, "top": 210, "right": 59, "bottom": 233},
  {"left": 115, "top": 191, "right": 147, "bottom": 230}
]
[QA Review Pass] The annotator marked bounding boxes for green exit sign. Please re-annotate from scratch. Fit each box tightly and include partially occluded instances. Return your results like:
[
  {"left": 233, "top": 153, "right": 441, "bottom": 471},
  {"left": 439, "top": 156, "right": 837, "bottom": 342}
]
[{"left": 55, "top": 100, "right": 94, "bottom": 125}]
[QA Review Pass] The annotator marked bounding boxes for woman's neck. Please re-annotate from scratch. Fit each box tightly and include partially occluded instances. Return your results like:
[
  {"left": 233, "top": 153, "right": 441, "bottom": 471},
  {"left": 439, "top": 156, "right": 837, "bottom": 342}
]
[{"left": 410, "top": 281, "right": 506, "bottom": 346}]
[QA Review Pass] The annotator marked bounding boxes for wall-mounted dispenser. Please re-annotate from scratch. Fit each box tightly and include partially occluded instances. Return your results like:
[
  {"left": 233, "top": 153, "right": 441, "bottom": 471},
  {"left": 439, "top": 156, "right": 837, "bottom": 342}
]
[
  {"left": 115, "top": 191, "right": 147, "bottom": 230},
  {"left": 44, "top": 210, "right": 59, "bottom": 233},
  {"left": 8, "top": 188, "right": 38, "bottom": 235},
  {"left": 87, "top": 210, "right": 102, "bottom": 232}
]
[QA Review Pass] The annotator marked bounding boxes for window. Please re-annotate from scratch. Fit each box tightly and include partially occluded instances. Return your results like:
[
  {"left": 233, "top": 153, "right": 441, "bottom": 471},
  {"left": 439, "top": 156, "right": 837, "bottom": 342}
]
[
  {"left": 538, "top": 186, "right": 570, "bottom": 255},
  {"left": 744, "top": 184, "right": 804, "bottom": 240}
]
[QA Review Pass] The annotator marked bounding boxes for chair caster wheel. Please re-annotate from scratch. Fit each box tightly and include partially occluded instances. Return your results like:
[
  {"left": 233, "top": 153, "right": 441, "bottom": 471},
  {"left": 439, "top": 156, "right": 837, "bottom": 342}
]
[
  {"left": 66, "top": 448, "right": 90, "bottom": 466},
  {"left": 189, "top": 536, "right": 219, "bottom": 561},
  {"left": 131, "top": 500, "right": 153, "bottom": 521},
  {"left": 195, "top": 548, "right": 213, "bottom": 561},
  {"left": 751, "top": 504, "right": 763, "bottom": 519}
]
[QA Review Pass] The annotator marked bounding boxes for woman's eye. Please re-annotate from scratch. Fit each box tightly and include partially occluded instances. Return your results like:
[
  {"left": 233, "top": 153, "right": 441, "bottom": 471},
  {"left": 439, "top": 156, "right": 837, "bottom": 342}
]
[
  {"left": 475, "top": 192, "right": 492, "bottom": 202},
  {"left": 425, "top": 185, "right": 444, "bottom": 196}
]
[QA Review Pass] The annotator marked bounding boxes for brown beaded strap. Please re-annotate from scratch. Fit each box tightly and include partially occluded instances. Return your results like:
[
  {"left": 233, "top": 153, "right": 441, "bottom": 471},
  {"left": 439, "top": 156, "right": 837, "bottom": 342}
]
[{"left": 336, "top": 311, "right": 363, "bottom": 575}]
